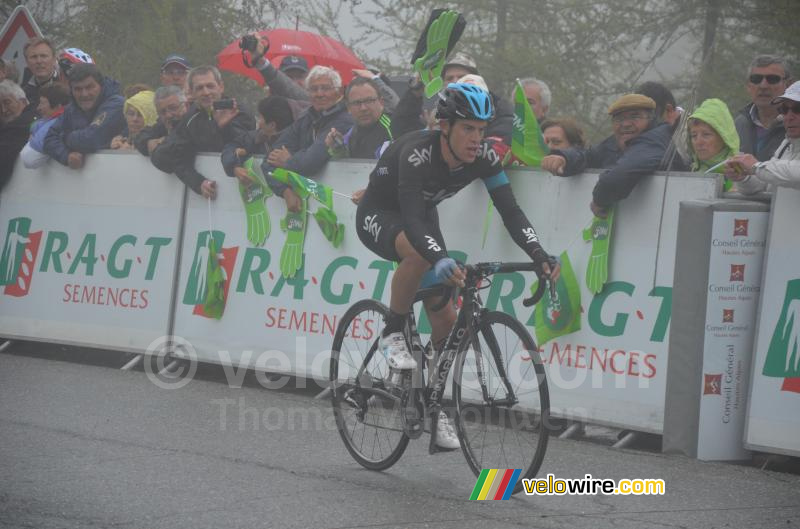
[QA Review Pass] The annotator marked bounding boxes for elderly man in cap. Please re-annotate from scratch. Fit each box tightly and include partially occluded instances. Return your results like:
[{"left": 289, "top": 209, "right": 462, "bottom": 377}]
[
  {"left": 160, "top": 54, "right": 190, "bottom": 88},
  {"left": 542, "top": 94, "right": 671, "bottom": 216},
  {"left": 726, "top": 81, "right": 800, "bottom": 193}
]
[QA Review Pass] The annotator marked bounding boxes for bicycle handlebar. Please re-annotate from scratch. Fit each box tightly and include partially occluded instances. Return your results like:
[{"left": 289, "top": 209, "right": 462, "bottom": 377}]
[{"left": 465, "top": 259, "right": 557, "bottom": 308}]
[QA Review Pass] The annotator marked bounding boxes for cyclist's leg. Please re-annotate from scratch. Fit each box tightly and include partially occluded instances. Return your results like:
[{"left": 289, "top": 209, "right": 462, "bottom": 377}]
[{"left": 390, "top": 231, "right": 431, "bottom": 315}]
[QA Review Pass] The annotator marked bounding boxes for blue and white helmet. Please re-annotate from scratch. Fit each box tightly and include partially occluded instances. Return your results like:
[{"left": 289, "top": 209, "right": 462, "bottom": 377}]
[{"left": 435, "top": 82, "right": 495, "bottom": 122}]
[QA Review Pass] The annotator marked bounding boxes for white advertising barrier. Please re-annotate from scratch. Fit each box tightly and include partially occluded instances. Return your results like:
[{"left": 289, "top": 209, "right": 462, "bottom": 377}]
[
  {"left": 745, "top": 186, "right": 800, "bottom": 457},
  {"left": 0, "top": 152, "right": 185, "bottom": 352},
  {"left": 172, "top": 156, "right": 718, "bottom": 433},
  {"left": 663, "top": 201, "right": 769, "bottom": 460}
]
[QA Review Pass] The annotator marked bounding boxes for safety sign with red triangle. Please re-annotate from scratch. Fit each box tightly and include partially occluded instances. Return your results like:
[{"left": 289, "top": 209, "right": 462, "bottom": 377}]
[{"left": 0, "top": 6, "right": 44, "bottom": 77}]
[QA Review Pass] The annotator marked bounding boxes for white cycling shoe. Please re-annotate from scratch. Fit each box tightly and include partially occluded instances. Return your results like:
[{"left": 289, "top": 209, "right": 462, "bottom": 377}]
[
  {"left": 435, "top": 410, "right": 461, "bottom": 450},
  {"left": 380, "top": 332, "right": 417, "bottom": 370}
]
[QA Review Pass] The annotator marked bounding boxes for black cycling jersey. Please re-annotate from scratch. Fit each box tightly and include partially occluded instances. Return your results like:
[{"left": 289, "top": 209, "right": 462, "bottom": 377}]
[{"left": 361, "top": 129, "right": 547, "bottom": 265}]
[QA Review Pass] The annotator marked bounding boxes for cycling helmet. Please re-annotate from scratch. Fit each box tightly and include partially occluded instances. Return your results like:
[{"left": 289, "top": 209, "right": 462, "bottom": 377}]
[
  {"left": 60, "top": 48, "right": 94, "bottom": 65},
  {"left": 435, "top": 82, "right": 494, "bottom": 122}
]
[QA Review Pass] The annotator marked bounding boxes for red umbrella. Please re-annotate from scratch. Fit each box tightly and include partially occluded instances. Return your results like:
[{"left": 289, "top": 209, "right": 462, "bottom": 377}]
[{"left": 217, "top": 29, "right": 365, "bottom": 86}]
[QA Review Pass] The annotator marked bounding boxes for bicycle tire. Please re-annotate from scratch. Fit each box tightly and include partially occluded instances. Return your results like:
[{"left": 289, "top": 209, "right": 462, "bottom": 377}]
[
  {"left": 452, "top": 310, "right": 550, "bottom": 494},
  {"left": 330, "top": 299, "right": 409, "bottom": 470}
]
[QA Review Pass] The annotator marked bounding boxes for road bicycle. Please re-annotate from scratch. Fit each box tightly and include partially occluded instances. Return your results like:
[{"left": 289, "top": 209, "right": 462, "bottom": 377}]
[{"left": 329, "top": 261, "right": 552, "bottom": 495}]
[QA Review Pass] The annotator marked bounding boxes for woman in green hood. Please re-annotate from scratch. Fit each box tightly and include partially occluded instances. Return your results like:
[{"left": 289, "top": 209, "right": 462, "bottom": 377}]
[{"left": 687, "top": 98, "right": 739, "bottom": 190}]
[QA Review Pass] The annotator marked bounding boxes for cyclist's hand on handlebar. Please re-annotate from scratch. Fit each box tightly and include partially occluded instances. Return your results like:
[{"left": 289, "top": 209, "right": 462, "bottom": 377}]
[
  {"left": 433, "top": 257, "right": 465, "bottom": 288},
  {"left": 541, "top": 258, "right": 560, "bottom": 283}
]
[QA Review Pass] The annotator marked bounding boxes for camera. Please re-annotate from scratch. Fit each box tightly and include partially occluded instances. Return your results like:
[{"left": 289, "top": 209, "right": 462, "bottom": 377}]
[
  {"left": 212, "top": 99, "right": 235, "bottom": 110},
  {"left": 239, "top": 34, "right": 260, "bottom": 54}
]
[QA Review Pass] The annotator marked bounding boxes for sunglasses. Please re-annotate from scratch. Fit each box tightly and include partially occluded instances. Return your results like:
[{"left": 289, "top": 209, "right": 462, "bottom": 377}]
[
  {"left": 749, "top": 74, "right": 785, "bottom": 85},
  {"left": 778, "top": 103, "right": 800, "bottom": 115}
]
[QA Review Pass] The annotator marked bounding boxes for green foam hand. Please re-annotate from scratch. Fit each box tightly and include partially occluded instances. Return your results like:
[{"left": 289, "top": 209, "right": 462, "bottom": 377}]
[
  {"left": 413, "top": 10, "right": 458, "bottom": 97},
  {"left": 279, "top": 197, "right": 308, "bottom": 278},
  {"left": 271, "top": 168, "right": 333, "bottom": 209},
  {"left": 238, "top": 182, "right": 271, "bottom": 246},
  {"left": 582, "top": 208, "right": 615, "bottom": 294},
  {"left": 313, "top": 206, "right": 344, "bottom": 248},
  {"left": 202, "top": 238, "right": 227, "bottom": 320}
]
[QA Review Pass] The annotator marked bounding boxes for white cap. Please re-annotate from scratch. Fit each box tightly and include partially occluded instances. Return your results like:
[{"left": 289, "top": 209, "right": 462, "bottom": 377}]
[
  {"left": 457, "top": 73, "right": 489, "bottom": 92},
  {"left": 772, "top": 80, "right": 800, "bottom": 104}
]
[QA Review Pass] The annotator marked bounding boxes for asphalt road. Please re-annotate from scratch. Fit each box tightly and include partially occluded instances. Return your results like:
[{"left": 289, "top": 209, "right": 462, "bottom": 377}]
[{"left": 1, "top": 348, "right": 798, "bottom": 529}]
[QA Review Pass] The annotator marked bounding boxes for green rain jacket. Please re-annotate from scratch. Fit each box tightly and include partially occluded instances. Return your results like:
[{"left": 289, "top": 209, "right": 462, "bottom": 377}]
[{"left": 688, "top": 98, "right": 739, "bottom": 172}]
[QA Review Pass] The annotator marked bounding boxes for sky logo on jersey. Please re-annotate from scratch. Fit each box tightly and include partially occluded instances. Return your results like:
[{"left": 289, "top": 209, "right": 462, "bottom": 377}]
[
  {"left": 408, "top": 146, "right": 432, "bottom": 167},
  {"left": 0, "top": 217, "right": 43, "bottom": 298},
  {"left": 480, "top": 142, "right": 500, "bottom": 166},
  {"left": 522, "top": 227, "right": 539, "bottom": 244},
  {"left": 425, "top": 235, "right": 441, "bottom": 252},
  {"left": 470, "top": 469, "right": 522, "bottom": 500}
]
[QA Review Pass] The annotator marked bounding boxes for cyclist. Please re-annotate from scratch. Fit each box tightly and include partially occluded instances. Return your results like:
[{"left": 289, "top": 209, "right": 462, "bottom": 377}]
[{"left": 355, "top": 83, "right": 560, "bottom": 449}]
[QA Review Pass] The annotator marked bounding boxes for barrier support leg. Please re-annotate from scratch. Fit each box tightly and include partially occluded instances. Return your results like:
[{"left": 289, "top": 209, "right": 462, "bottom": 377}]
[
  {"left": 159, "top": 360, "right": 179, "bottom": 377},
  {"left": 558, "top": 422, "right": 585, "bottom": 440},
  {"left": 121, "top": 354, "right": 143, "bottom": 371},
  {"left": 315, "top": 387, "right": 331, "bottom": 400},
  {"left": 0, "top": 340, "right": 13, "bottom": 353},
  {"left": 612, "top": 431, "right": 640, "bottom": 449}
]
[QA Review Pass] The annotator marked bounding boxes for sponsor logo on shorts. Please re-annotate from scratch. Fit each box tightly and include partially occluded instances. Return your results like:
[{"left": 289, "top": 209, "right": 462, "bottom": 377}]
[{"left": 363, "top": 214, "right": 382, "bottom": 243}]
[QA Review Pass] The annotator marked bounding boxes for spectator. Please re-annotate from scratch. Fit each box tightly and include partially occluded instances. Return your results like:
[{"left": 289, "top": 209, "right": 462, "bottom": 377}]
[
  {"left": 392, "top": 52, "right": 514, "bottom": 142},
  {"left": 20, "top": 83, "right": 70, "bottom": 168},
  {"left": 325, "top": 76, "right": 392, "bottom": 159},
  {"left": 0, "top": 58, "right": 19, "bottom": 83},
  {"left": 134, "top": 85, "right": 189, "bottom": 156},
  {"left": 686, "top": 99, "right": 739, "bottom": 173},
  {"left": 43, "top": 63, "right": 125, "bottom": 170},
  {"left": 123, "top": 83, "right": 153, "bottom": 99},
  {"left": 735, "top": 55, "right": 790, "bottom": 161},
  {"left": 280, "top": 56, "right": 309, "bottom": 88},
  {"left": 541, "top": 94, "right": 671, "bottom": 217},
  {"left": 151, "top": 65, "right": 255, "bottom": 199},
  {"left": 21, "top": 37, "right": 60, "bottom": 112},
  {"left": 727, "top": 81, "right": 800, "bottom": 193},
  {"left": 263, "top": 65, "right": 353, "bottom": 212},
  {"left": 245, "top": 35, "right": 399, "bottom": 120},
  {"left": 518, "top": 77, "right": 551, "bottom": 122},
  {"left": 636, "top": 81, "right": 682, "bottom": 127},
  {"left": 441, "top": 52, "right": 479, "bottom": 85},
  {"left": 635, "top": 80, "right": 687, "bottom": 170},
  {"left": 541, "top": 118, "right": 586, "bottom": 150},
  {"left": 0, "top": 80, "right": 35, "bottom": 190},
  {"left": 111, "top": 90, "right": 157, "bottom": 150},
  {"left": 160, "top": 55, "right": 190, "bottom": 88},
  {"left": 221, "top": 95, "right": 294, "bottom": 185}
]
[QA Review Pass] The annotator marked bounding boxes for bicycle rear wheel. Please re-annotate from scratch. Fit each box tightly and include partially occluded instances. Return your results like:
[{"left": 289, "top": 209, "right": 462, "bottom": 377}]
[
  {"left": 452, "top": 310, "right": 550, "bottom": 495},
  {"left": 330, "top": 299, "right": 409, "bottom": 470}
]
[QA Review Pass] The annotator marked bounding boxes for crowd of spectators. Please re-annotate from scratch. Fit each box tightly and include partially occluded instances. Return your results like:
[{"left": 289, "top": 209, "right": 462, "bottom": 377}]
[{"left": 0, "top": 34, "right": 798, "bottom": 213}]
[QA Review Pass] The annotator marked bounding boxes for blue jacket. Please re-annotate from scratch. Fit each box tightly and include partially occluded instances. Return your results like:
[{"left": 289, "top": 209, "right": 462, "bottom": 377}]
[
  {"left": 43, "top": 78, "right": 124, "bottom": 165},
  {"left": 263, "top": 100, "right": 353, "bottom": 196},
  {"left": 553, "top": 120, "right": 673, "bottom": 208},
  {"left": 28, "top": 111, "right": 62, "bottom": 153}
]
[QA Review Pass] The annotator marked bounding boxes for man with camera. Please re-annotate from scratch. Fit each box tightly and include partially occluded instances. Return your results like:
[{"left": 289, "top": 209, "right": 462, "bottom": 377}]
[
  {"left": 240, "top": 34, "right": 311, "bottom": 120},
  {"left": 151, "top": 65, "right": 255, "bottom": 199}
]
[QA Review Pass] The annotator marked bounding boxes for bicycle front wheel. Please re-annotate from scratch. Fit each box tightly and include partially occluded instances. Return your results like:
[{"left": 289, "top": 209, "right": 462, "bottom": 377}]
[
  {"left": 330, "top": 299, "right": 409, "bottom": 470},
  {"left": 452, "top": 310, "right": 550, "bottom": 494}
]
